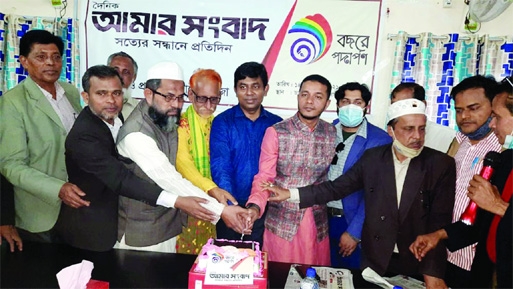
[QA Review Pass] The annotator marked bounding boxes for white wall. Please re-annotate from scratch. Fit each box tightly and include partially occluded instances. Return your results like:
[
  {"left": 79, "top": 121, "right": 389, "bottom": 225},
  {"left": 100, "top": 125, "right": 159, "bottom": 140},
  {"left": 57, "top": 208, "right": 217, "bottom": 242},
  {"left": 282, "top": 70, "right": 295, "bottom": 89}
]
[{"left": 2, "top": 0, "right": 513, "bottom": 126}]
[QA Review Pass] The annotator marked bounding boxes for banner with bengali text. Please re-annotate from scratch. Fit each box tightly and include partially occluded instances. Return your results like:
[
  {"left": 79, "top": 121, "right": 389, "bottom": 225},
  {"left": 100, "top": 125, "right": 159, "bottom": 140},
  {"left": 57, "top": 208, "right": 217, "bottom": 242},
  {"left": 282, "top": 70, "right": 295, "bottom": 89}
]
[{"left": 80, "top": 0, "right": 381, "bottom": 118}]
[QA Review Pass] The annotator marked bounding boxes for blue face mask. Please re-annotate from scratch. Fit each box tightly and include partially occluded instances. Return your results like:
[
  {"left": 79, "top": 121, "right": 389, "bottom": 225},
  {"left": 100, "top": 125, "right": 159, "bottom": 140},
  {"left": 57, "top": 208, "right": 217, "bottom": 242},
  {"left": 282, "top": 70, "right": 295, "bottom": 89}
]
[
  {"left": 338, "top": 104, "right": 364, "bottom": 127},
  {"left": 464, "top": 117, "right": 493, "bottom": 140}
]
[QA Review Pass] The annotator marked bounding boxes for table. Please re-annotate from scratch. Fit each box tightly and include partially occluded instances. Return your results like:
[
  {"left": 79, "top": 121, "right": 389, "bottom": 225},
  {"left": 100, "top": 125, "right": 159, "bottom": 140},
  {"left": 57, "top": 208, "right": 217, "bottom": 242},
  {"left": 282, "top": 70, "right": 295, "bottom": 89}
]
[{"left": 1, "top": 242, "right": 379, "bottom": 288}]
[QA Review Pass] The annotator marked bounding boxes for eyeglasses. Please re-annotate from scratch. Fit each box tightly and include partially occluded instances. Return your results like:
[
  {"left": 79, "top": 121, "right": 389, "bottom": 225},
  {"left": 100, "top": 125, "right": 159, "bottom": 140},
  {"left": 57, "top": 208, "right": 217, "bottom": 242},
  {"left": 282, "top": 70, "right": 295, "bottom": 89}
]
[
  {"left": 501, "top": 76, "right": 513, "bottom": 88},
  {"left": 191, "top": 89, "right": 221, "bottom": 104},
  {"left": 150, "top": 89, "right": 187, "bottom": 102},
  {"left": 331, "top": 142, "right": 345, "bottom": 165}
]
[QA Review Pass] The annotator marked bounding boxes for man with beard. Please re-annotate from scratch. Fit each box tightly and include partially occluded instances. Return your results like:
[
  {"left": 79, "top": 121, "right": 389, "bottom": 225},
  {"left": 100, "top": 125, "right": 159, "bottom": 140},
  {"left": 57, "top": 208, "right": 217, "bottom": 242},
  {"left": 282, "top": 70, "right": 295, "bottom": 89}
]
[
  {"left": 246, "top": 74, "right": 336, "bottom": 265},
  {"left": 115, "top": 61, "right": 249, "bottom": 253},
  {"left": 263, "top": 99, "right": 456, "bottom": 289},
  {"left": 56, "top": 65, "right": 218, "bottom": 252},
  {"left": 107, "top": 51, "right": 139, "bottom": 118}
]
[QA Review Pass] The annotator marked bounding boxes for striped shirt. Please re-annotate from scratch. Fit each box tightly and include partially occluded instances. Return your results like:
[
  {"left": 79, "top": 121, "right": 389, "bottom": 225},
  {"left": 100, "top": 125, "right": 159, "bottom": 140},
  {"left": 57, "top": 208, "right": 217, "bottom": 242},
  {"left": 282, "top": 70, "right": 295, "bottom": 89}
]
[{"left": 447, "top": 132, "right": 501, "bottom": 270}]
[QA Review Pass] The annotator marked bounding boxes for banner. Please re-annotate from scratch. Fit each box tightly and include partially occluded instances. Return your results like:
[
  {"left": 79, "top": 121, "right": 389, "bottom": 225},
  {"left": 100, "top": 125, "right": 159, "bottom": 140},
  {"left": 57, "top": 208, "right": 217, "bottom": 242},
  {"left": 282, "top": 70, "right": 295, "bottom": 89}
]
[{"left": 80, "top": 0, "right": 381, "bottom": 118}]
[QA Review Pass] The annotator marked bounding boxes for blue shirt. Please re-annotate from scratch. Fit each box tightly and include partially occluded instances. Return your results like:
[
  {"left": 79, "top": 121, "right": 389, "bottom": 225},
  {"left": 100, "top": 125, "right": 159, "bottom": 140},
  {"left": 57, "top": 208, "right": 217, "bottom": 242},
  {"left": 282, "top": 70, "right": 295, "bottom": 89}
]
[{"left": 210, "top": 105, "right": 282, "bottom": 202}]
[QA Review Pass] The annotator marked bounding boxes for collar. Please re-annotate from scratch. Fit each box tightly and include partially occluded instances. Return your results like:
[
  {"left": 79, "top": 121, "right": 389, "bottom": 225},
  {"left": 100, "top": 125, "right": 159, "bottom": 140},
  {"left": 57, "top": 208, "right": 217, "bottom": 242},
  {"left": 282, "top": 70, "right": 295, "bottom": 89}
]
[
  {"left": 102, "top": 117, "right": 123, "bottom": 139},
  {"left": 456, "top": 130, "right": 497, "bottom": 146},
  {"left": 37, "top": 82, "right": 65, "bottom": 101},
  {"left": 292, "top": 112, "right": 322, "bottom": 133},
  {"left": 233, "top": 104, "right": 269, "bottom": 120}
]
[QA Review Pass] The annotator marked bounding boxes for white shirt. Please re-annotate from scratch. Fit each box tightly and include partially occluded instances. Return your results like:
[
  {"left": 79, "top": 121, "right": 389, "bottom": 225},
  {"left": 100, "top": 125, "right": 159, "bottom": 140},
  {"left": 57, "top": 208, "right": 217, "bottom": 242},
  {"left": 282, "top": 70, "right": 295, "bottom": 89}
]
[
  {"left": 391, "top": 147, "right": 412, "bottom": 253},
  {"left": 38, "top": 82, "right": 77, "bottom": 133},
  {"left": 101, "top": 117, "right": 123, "bottom": 140},
  {"left": 117, "top": 132, "right": 224, "bottom": 223}
]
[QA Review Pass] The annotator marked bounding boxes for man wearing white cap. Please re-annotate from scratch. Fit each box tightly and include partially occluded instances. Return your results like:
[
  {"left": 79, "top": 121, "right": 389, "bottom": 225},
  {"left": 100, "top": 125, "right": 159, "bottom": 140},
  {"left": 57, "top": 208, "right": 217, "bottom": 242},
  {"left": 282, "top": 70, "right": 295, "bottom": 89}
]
[
  {"left": 115, "top": 61, "right": 249, "bottom": 253},
  {"left": 263, "top": 99, "right": 456, "bottom": 288}
]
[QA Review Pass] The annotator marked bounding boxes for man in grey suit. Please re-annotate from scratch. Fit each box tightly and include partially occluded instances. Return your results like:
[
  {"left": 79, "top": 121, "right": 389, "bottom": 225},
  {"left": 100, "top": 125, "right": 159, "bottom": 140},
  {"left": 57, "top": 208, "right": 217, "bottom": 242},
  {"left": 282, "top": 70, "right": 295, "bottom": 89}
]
[
  {"left": 0, "top": 30, "right": 83, "bottom": 242},
  {"left": 264, "top": 99, "right": 455, "bottom": 289}
]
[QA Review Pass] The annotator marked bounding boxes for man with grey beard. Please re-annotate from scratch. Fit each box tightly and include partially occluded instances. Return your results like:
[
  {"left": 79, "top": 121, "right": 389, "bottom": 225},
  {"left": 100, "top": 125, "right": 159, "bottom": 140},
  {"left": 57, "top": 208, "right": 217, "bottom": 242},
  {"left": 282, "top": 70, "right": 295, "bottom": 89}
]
[
  {"left": 115, "top": 61, "right": 250, "bottom": 253},
  {"left": 107, "top": 51, "right": 140, "bottom": 118}
]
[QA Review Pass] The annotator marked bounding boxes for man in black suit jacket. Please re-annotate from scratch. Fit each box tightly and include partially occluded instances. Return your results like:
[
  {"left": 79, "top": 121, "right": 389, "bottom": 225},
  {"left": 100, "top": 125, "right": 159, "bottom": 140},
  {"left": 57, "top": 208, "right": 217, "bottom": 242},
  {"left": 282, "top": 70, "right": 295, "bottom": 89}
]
[
  {"left": 264, "top": 99, "right": 455, "bottom": 289},
  {"left": 56, "top": 65, "right": 217, "bottom": 252}
]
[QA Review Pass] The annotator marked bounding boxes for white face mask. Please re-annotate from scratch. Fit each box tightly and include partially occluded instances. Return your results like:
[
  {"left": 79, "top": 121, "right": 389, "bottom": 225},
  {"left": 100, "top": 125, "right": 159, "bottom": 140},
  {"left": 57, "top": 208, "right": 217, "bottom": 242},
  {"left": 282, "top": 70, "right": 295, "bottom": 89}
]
[
  {"left": 391, "top": 129, "right": 423, "bottom": 159},
  {"left": 338, "top": 104, "right": 364, "bottom": 127},
  {"left": 503, "top": 129, "right": 513, "bottom": 150}
]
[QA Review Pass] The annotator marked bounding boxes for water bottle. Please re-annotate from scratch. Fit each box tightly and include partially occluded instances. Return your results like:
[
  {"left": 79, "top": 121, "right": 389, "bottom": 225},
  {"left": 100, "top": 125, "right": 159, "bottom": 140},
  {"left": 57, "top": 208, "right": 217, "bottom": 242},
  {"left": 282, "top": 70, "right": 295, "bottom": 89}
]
[{"left": 300, "top": 267, "right": 319, "bottom": 289}]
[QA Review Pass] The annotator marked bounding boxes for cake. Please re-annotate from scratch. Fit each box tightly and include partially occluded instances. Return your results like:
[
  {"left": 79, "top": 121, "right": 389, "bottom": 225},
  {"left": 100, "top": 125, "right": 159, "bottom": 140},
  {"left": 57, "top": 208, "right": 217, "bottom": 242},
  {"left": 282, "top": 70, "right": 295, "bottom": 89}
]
[{"left": 194, "top": 238, "right": 264, "bottom": 278}]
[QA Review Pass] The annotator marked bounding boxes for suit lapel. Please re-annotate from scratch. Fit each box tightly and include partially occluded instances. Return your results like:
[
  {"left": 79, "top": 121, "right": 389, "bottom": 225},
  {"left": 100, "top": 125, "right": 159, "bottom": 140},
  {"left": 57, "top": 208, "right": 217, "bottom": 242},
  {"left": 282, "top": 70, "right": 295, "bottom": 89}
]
[
  {"left": 84, "top": 106, "right": 116, "bottom": 145},
  {"left": 344, "top": 135, "right": 366, "bottom": 173},
  {"left": 62, "top": 82, "right": 82, "bottom": 113},
  {"left": 398, "top": 153, "right": 425, "bottom": 224},
  {"left": 24, "top": 78, "right": 66, "bottom": 132},
  {"left": 382, "top": 147, "right": 401, "bottom": 220}
]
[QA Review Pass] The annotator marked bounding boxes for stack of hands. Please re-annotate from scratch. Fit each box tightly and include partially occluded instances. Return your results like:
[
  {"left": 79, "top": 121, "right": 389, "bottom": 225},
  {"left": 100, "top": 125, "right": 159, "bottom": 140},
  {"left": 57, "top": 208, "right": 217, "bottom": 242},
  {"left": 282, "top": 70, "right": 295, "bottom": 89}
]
[{"left": 186, "top": 182, "right": 292, "bottom": 236}]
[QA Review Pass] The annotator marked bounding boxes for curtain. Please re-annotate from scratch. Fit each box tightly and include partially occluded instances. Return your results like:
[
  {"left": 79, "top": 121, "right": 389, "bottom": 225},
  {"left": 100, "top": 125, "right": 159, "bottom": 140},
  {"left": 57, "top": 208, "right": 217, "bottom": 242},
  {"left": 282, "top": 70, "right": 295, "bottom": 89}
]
[
  {"left": 0, "top": 13, "right": 79, "bottom": 96},
  {"left": 390, "top": 31, "right": 513, "bottom": 129}
]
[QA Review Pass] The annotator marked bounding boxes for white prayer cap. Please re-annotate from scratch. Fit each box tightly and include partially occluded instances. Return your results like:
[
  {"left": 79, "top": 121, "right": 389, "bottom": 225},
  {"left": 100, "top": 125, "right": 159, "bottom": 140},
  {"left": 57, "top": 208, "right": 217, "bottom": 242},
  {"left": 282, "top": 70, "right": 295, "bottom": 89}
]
[
  {"left": 387, "top": 98, "right": 426, "bottom": 122},
  {"left": 146, "top": 61, "right": 183, "bottom": 81}
]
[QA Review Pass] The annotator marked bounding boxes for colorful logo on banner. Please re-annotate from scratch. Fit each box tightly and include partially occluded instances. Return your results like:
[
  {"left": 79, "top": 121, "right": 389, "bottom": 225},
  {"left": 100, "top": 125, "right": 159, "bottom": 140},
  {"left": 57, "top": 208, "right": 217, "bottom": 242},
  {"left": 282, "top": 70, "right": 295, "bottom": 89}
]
[
  {"left": 287, "top": 14, "right": 333, "bottom": 64},
  {"left": 211, "top": 252, "right": 223, "bottom": 263}
]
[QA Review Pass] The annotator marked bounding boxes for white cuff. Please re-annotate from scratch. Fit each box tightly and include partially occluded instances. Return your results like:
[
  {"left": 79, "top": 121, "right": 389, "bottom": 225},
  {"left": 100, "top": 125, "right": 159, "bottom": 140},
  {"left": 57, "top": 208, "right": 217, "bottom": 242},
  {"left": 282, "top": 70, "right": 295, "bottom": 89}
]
[
  {"left": 156, "top": 191, "right": 177, "bottom": 208},
  {"left": 289, "top": 188, "right": 300, "bottom": 203},
  {"left": 204, "top": 200, "right": 224, "bottom": 224}
]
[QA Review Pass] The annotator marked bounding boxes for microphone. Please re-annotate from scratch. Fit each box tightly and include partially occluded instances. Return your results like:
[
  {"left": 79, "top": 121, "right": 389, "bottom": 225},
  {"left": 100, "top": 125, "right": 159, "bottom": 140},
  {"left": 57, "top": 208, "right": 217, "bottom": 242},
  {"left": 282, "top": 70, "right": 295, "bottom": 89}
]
[{"left": 460, "top": 151, "right": 501, "bottom": 225}]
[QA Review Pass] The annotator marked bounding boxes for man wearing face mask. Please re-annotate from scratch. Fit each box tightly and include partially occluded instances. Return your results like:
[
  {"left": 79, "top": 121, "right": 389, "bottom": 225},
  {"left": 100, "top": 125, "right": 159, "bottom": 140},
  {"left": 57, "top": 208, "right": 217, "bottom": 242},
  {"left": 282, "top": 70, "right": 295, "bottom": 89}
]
[
  {"left": 410, "top": 77, "right": 513, "bottom": 288},
  {"left": 442, "top": 75, "right": 502, "bottom": 288},
  {"left": 326, "top": 82, "right": 391, "bottom": 269},
  {"left": 410, "top": 75, "right": 504, "bottom": 288},
  {"left": 264, "top": 98, "right": 456, "bottom": 289}
]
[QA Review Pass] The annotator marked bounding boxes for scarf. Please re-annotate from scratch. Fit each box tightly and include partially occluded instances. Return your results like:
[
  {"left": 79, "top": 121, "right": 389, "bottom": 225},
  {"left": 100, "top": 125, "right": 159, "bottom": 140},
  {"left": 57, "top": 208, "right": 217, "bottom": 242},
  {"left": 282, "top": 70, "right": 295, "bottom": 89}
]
[{"left": 184, "top": 105, "right": 213, "bottom": 178}]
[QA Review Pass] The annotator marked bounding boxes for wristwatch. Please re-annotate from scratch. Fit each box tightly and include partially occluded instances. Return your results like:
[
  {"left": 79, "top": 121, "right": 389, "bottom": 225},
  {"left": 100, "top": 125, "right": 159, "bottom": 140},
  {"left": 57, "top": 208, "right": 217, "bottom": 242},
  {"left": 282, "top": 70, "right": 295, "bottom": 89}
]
[{"left": 246, "top": 203, "right": 261, "bottom": 213}]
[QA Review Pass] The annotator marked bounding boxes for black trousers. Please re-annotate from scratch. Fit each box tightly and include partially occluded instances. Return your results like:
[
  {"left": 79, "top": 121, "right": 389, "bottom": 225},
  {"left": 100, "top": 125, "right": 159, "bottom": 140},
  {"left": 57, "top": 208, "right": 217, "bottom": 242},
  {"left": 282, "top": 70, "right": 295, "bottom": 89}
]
[{"left": 445, "top": 260, "right": 493, "bottom": 289}]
